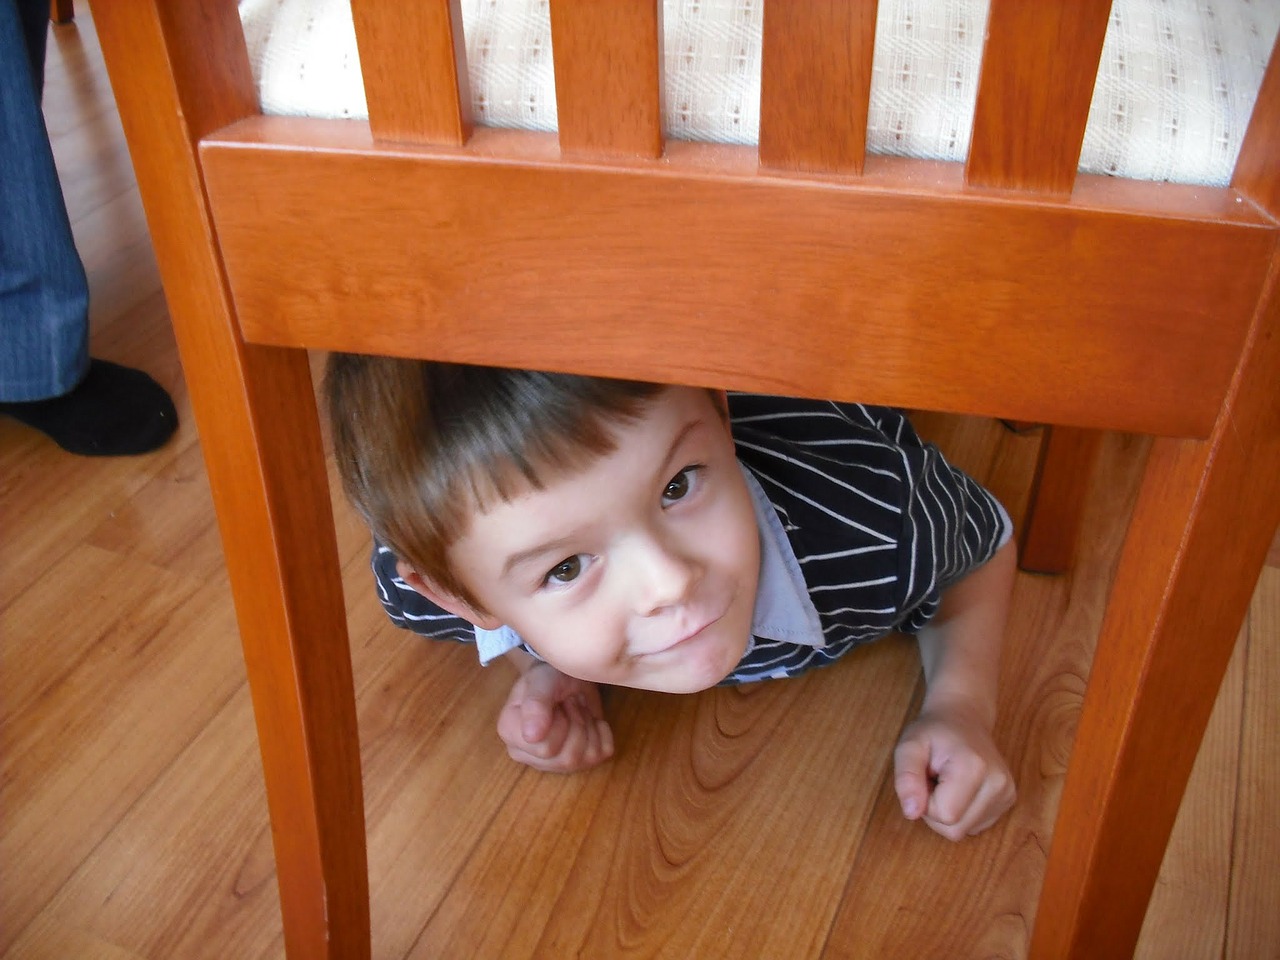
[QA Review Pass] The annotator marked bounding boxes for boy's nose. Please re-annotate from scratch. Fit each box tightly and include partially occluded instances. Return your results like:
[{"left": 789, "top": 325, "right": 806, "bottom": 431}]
[{"left": 631, "top": 536, "right": 699, "bottom": 616}]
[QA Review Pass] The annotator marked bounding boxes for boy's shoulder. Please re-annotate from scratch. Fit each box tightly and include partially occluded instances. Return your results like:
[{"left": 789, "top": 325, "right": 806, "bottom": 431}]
[
  {"left": 727, "top": 393, "right": 925, "bottom": 544},
  {"left": 726, "top": 393, "right": 916, "bottom": 447},
  {"left": 371, "top": 543, "right": 477, "bottom": 643},
  {"left": 726, "top": 393, "right": 923, "bottom": 489}
]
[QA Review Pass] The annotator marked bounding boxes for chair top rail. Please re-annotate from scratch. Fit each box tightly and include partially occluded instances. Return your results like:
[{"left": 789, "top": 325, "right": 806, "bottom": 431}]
[{"left": 198, "top": 118, "right": 1276, "bottom": 439}]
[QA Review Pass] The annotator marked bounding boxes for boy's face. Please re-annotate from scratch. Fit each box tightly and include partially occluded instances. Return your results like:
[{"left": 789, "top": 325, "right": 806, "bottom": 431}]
[{"left": 442, "top": 386, "right": 760, "bottom": 693}]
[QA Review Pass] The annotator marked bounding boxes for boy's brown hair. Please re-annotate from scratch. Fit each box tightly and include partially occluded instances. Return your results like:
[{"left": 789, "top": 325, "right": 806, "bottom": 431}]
[{"left": 324, "top": 353, "right": 663, "bottom": 608}]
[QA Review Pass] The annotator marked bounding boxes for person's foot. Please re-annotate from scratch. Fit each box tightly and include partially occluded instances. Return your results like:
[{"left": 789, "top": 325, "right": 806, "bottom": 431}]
[{"left": 0, "top": 358, "right": 178, "bottom": 456}]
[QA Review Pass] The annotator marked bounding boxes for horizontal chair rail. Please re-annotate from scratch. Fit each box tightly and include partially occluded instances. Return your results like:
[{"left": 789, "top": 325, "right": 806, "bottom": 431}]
[{"left": 201, "top": 119, "right": 1274, "bottom": 439}]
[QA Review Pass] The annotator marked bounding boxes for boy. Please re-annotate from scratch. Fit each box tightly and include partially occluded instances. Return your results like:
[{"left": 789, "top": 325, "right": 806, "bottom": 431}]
[{"left": 326, "top": 355, "right": 1018, "bottom": 841}]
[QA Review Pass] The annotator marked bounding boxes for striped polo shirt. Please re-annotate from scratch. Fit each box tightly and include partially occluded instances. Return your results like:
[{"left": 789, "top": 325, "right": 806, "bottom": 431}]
[{"left": 370, "top": 394, "right": 1012, "bottom": 685}]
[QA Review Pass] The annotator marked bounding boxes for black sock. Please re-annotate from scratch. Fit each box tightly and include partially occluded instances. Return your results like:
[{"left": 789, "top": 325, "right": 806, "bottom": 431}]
[{"left": 1, "top": 359, "right": 178, "bottom": 456}]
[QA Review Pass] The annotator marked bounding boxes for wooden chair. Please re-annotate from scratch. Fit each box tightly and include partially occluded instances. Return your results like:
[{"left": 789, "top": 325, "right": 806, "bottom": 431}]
[{"left": 92, "top": 1, "right": 1280, "bottom": 957}]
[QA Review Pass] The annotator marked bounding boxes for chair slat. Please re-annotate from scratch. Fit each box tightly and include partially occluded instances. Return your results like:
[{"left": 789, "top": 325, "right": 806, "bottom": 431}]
[
  {"left": 967, "top": 0, "right": 1112, "bottom": 193},
  {"left": 759, "top": 0, "right": 876, "bottom": 174},
  {"left": 1233, "top": 35, "right": 1280, "bottom": 217},
  {"left": 350, "top": 0, "right": 471, "bottom": 145},
  {"left": 548, "top": 0, "right": 662, "bottom": 158}
]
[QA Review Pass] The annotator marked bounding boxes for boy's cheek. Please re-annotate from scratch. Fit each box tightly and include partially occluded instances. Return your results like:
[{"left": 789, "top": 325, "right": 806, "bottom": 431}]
[{"left": 510, "top": 621, "right": 614, "bottom": 685}]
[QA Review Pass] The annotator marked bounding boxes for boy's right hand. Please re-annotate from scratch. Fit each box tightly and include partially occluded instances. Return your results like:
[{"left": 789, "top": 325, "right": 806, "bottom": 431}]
[{"left": 497, "top": 662, "right": 614, "bottom": 773}]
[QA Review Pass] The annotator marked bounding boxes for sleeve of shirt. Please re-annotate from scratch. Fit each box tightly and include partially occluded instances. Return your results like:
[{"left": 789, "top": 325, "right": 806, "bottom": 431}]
[
  {"left": 876, "top": 408, "right": 1013, "bottom": 635},
  {"left": 370, "top": 542, "right": 477, "bottom": 644},
  {"left": 370, "top": 543, "right": 532, "bottom": 665}
]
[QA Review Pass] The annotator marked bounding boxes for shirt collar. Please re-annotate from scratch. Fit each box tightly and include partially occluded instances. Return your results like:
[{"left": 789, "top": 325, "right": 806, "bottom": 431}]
[{"left": 739, "top": 462, "right": 826, "bottom": 648}]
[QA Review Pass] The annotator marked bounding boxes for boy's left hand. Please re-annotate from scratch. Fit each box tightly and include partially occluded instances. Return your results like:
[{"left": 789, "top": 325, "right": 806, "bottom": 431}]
[
  {"left": 892, "top": 704, "right": 1016, "bottom": 842},
  {"left": 497, "top": 662, "right": 614, "bottom": 774}
]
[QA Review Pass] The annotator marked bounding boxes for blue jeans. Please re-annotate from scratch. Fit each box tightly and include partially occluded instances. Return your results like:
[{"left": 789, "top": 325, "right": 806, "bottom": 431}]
[{"left": 0, "top": 0, "right": 90, "bottom": 401}]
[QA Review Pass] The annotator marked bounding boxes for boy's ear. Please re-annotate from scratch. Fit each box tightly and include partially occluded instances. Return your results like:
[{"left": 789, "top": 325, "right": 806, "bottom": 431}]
[{"left": 395, "top": 559, "right": 502, "bottom": 630}]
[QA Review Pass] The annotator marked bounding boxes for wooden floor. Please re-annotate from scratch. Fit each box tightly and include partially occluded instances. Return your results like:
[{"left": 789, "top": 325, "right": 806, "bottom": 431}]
[{"left": 2, "top": 6, "right": 1278, "bottom": 958}]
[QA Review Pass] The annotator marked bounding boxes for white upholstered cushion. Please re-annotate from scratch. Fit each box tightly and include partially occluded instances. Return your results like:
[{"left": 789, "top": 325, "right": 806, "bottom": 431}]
[{"left": 238, "top": 0, "right": 1278, "bottom": 186}]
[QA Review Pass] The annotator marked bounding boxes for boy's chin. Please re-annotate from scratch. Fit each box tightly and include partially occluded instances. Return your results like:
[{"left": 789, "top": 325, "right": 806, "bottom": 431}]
[
  {"left": 553, "top": 631, "right": 749, "bottom": 694},
  {"left": 636, "top": 671, "right": 729, "bottom": 695},
  {"left": 634, "top": 639, "right": 746, "bottom": 694}
]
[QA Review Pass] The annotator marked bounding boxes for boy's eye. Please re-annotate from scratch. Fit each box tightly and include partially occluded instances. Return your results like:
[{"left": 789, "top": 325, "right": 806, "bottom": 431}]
[
  {"left": 662, "top": 466, "right": 700, "bottom": 505},
  {"left": 546, "top": 556, "right": 583, "bottom": 585}
]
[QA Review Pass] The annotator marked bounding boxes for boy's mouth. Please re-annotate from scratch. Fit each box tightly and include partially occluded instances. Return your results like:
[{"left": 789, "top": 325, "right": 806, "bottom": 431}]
[
  {"left": 669, "top": 617, "right": 718, "bottom": 650},
  {"left": 649, "top": 599, "right": 733, "bottom": 655}
]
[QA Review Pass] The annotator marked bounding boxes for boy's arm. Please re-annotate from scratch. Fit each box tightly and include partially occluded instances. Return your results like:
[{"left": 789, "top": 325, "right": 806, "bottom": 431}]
[
  {"left": 893, "top": 539, "right": 1017, "bottom": 841},
  {"left": 496, "top": 650, "right": 614, "bottom": 773}
]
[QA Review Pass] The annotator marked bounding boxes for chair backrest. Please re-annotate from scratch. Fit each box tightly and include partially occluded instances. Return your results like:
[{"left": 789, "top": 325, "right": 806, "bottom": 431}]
[{"left": 174, "top": 0, "right": 1277, "bottom": 439}]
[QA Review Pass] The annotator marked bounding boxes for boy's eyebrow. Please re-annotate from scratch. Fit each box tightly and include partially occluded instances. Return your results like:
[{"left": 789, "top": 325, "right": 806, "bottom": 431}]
[
  {"left": 502, "top": 534, "right": 581, "bottom": 580},
  {"left": 498, "top": 415, "right": 707, "bottom": 581},
  {"left": 654, "top": 418, "right": 701, "bottom": 480}
]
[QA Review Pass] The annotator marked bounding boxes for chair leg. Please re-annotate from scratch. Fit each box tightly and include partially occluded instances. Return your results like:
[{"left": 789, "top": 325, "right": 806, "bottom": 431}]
[
  {"left": 1028, "top": 266, "right": 1280, "bottom": 959},
  {"left": 91, "top": 2, "right": 371, "bottom": 953},
  {"left": 224, "top": 348, "right": 371, "bottom": 960},
  {"left": 50, "top": 0, "right": 73, "bottom": 23},
  {"left": 1018, "top": 426, "right": 1103, "bottom": 574},
  {"left": 189, "top": 348, "right": 371, "bottom": 958}
]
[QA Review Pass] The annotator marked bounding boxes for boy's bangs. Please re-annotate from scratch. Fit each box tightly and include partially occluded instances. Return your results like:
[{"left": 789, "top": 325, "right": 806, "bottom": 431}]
[{"left": 451, "top": 397, "right": 645, "bottom": 518}]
